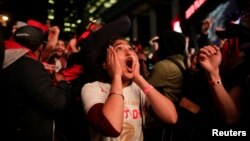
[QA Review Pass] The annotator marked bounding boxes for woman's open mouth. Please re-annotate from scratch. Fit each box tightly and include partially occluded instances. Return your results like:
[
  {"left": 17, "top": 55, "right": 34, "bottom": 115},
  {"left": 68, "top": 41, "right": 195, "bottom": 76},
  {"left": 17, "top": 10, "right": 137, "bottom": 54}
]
[{"left": 126, "top": 58, "right": 133, "bottom": 73}]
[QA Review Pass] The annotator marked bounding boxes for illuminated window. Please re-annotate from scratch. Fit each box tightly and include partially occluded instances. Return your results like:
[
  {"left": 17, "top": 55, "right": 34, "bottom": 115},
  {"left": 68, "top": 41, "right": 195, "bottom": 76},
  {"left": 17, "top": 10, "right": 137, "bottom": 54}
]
[
  {"left": 64, "top": 27, "right": 71, "bottom": 32},
  {"left": 77, "top": 19, "right": 82, "bottom": 24},
  {"left": 48, "top": 15, "right": 54, "bottom": 20},
  {"left": 48, "top": 0, "right": 54, "bottom": 4}
]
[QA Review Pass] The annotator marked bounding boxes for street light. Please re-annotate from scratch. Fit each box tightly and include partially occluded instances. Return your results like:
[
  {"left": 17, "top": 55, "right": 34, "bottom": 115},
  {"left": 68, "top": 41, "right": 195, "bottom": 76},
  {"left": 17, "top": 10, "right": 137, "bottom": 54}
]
[{"left": 0, "top": 15, "right": 8, "bottom": 26}]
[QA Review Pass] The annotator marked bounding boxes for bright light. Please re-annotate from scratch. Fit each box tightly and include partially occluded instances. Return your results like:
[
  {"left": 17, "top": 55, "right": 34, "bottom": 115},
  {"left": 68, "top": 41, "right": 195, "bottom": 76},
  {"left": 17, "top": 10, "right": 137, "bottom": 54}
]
[
  {"left": 172, "top": 17, "right": 182, "bottom": 33},
  {"left": 104, "top": 2, "right": 111, "bottom": 8},
  {"left": 77, "top": 19, "right": 81, "bottom": 24},
  {"left": 96, "top": 2, "right": 101, "bottom": 6},
  {"left": 89, "top": 17, "right": 94, "bottom": 21},
  {"left": 110, "top": 0, "right": 117, "bottom": 4},
  {"left": 64, "top": 23, "right": 70, "bottom": 26},
  {"left": 1, "top": 15, "right": 8, "bottom": 21},
  {"left": 173, "top": 21, "right": 182, "bottom": 33},
  {"left": 89, "top": 6, "right": 97, "bottom": 13},
  {"left": 64, "top": 27, "right": 71, "bottom": 32},
  {"left": 125, "top": 37, "right": 130, "bottom": 41},
  {"left": 48, "top": 0, "right": 54, "bottom": 4},
  {"left": 48, "top": 15, "right": 54, "bottom": 20},
  {"left": 231, "top": 18, "right": 241, "bottom": 25}
]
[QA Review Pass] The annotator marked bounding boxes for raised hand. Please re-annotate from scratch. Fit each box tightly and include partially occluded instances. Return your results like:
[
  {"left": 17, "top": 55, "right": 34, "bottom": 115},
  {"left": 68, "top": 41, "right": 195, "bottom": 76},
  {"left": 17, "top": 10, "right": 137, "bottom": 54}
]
[
  {"left": 106, "top": 46, "right": 122, "bottom": 79},
  {"left": 198, "top": 45, "right": 221, "bottom": 75},
  {"left": 132, "top": 52, "right": 142, "bottom": 81}
]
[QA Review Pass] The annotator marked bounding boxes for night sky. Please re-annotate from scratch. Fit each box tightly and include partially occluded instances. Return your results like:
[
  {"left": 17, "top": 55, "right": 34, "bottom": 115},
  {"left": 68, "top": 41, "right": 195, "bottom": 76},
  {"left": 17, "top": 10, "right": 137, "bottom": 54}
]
[{"left": 0, "top": 0, "right": 48, "bottom": 24}]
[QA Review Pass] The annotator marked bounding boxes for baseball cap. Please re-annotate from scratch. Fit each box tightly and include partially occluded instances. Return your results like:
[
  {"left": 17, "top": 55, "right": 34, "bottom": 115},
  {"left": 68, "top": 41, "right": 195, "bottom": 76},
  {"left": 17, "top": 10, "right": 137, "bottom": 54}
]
[{"left": 13, "top": 26, "right": 44, "bottom": 51}]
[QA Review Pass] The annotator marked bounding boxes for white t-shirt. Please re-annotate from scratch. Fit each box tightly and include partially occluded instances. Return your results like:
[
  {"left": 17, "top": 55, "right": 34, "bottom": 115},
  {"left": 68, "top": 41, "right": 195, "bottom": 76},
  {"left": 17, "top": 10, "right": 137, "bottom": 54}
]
[
  {"left": 81, "top": 81, "right": 149, "bottom": 141},
  {"left": 54, "top": 58, "right": 62, "bottom": 72}
]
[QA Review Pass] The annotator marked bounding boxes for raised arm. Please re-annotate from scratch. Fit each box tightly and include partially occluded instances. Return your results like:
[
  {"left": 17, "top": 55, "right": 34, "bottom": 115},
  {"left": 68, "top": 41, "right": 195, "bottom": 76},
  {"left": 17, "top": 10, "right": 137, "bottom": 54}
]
[
  {"left": 102, "top": 46, "right": 124, "bottom": 133},
  {"left": 198, "top": 45, "right": 240, "bottom": 124},
  {"left": 82, "top": 47, "right": 124, "bottom": 137},
  {"left": 40, "top": 26, "right": 60, "bottom": 62},
  {"left": 133, "top": 53, "right": 178, "bottom": 124}
]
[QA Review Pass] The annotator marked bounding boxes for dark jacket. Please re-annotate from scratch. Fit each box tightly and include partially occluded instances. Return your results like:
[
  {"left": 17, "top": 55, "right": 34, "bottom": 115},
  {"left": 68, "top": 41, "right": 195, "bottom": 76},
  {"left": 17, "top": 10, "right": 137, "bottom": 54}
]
[{"left": 0, "top": 56, "right": 71, "bottom": 141}]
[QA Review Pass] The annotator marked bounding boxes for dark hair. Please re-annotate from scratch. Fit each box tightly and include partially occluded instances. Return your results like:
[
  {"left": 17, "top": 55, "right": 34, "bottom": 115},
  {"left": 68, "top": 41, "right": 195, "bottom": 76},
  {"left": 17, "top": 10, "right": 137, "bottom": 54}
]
[
  {"left": 99, "top": 35, "right": 128, "bottom": 62},
  {"left": 157, "top": 31, "right": 186, "bottom": 60},
  {"left": 109, "top": 36, "right": 128, "bottom": 46},
  {"left": 80, "top": 36, "right": 128, "bottom": 84}
]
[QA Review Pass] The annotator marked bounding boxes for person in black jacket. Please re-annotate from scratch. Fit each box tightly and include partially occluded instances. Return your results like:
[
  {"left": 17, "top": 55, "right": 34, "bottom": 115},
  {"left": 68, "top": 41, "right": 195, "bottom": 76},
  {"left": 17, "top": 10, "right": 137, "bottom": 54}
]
[{"left": 0, "top": 25, "right": 71, "bottom": 141}]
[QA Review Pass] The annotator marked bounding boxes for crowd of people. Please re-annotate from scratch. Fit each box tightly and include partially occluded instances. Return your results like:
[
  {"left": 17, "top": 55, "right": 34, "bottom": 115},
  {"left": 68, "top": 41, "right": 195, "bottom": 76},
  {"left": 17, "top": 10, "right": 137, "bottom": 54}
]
[{"left": 0, "top": 4, "right": 249, "bottom": 141}]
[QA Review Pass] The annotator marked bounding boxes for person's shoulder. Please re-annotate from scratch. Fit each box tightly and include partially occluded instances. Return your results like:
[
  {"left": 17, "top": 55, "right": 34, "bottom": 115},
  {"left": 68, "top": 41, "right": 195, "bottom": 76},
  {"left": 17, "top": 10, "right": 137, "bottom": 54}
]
[
  {"left": 6, "top": 56, "right": 45, "bottom": 78},
  {"left": 154, "top": 59, "right": 176, "bottom": 68},
  {"left": 16, "top": 56, "right": 42, "bottom": 68}
]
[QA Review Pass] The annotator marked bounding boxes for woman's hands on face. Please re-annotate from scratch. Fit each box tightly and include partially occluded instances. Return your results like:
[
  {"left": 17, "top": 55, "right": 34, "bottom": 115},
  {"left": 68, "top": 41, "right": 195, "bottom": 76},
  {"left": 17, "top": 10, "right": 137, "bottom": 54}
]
[
  {"left": 106, "top": 46, "right": 123, "bottom": 78},
  {"left": 132, "top": 52, "right": 142, "bottom": 82}
]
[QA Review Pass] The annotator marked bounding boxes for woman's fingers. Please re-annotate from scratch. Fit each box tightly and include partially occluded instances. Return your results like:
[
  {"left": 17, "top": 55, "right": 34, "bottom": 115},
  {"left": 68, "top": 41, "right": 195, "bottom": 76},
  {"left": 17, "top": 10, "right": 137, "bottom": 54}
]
[{"left": 199, "top": 45, "right": 218, "bottom": 56}]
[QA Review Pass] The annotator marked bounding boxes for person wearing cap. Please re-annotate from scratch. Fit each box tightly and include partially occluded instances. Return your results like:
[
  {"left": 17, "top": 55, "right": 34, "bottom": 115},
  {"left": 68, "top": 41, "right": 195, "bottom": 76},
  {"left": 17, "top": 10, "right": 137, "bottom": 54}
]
[
  {"left": 25, "top": 19, "right": 61, "bottom": 64},
  {"left": 0, "top": 25, "right": 71, "bottom": 141},
  {"left": 11, "top": 21, "right": 27, "bottom": 34}
]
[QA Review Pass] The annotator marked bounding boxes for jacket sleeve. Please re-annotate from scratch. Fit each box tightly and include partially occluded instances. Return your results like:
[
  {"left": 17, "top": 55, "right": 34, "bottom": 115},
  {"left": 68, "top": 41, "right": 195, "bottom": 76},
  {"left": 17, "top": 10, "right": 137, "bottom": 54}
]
[{"left": 19, "top": 58, "right": 71, "bottom": 114}]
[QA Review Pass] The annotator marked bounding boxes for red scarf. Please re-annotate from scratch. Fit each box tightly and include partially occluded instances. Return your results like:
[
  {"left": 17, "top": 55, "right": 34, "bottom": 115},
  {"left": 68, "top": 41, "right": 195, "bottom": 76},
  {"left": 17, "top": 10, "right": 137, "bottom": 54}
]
[{"left": 5, "top": 38, "right": 38, "bottom": 61}]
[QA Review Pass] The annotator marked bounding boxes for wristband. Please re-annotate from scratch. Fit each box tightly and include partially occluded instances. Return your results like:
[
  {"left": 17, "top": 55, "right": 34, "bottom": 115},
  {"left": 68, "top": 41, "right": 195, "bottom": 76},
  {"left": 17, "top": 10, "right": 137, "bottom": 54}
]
[
  {"left": 143, "top": 85, "right": 154, "bottom": 95},
  {"left": 209, "top": 79, "right": 222, "bottom": 86}
]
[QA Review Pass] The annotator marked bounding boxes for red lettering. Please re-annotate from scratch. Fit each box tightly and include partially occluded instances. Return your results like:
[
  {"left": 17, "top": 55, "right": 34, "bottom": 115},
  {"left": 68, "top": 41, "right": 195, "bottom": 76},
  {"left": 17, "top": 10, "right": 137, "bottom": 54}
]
[
  {"left": 124, "top": 109, "right": 129, "bottom": 118},
  {"left": 132, "top": 109, "right": 139, "bottom": 119},
  {"left": 123, "top": 109, "right": 143, "bottom": 119}
]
